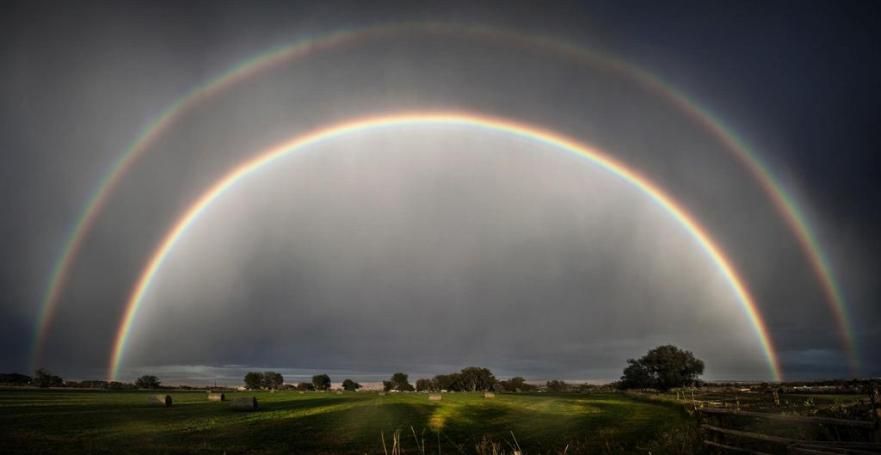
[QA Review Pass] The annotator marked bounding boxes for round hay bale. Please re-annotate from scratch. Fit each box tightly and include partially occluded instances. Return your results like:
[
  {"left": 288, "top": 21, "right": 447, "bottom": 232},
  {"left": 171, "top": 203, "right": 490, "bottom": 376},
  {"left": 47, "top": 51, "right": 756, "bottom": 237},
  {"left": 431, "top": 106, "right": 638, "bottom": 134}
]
[
  {"left": 207, "top": 392, "right": 225, "bottom": 401},
  {"left": 230, "top": 396, "right": 258, "bottom": 411},
  {"left": 428, "top": 393, "right": 442, "bottom": 401},
  {"left": 484, "top": 392, "right": 495, "bottom": 399},
  {"left": 152, "top": 394, "right": 172, "bottom": 407}
]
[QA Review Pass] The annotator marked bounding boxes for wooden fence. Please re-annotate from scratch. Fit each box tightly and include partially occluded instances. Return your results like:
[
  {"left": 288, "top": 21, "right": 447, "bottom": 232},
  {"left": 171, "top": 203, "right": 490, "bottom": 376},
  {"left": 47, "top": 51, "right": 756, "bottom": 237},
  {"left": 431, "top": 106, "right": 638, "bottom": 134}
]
[{"left": 696, "top": 383, "right": 881, "bottom": 454}]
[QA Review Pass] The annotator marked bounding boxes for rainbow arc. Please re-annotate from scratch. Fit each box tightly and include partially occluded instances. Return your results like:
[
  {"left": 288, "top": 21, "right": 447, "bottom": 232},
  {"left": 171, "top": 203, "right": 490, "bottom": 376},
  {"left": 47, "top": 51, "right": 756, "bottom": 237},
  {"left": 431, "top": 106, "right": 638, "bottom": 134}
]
[{"left": 107, "top": 113, "right": 783, "bottom": 382}]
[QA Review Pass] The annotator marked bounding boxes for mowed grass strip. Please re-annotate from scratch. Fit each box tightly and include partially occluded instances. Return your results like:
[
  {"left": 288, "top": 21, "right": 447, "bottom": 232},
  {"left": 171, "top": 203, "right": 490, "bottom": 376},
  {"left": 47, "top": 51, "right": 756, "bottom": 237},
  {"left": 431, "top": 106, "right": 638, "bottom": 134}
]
[{"left": 0, "top": 389, "right": 694, "bottom": 453}]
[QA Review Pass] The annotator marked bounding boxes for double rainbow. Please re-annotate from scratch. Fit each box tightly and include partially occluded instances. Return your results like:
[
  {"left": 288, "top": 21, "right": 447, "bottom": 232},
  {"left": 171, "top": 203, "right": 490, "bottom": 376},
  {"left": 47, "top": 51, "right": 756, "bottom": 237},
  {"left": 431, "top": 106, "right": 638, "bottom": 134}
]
[{"left": 31, "top": 23, "right": 856, "bottom": 377}]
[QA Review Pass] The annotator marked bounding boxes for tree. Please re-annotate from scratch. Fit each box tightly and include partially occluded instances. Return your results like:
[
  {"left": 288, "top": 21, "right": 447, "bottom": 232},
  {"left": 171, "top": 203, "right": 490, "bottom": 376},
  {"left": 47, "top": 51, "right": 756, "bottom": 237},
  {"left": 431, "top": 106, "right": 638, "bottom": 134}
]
[
  {"left": 342, "top": 379, "right": 361, "bottom": 391},
  {"left": 312, "top": 374, "right": 331, "bottom": 391},
  {"left": 459, "top": 367, "right": 497, "bottom": 391},
  {"left": 244, "top": 372, "right": 264, "bottom": 390},
  {"left": 33, "top": 368, "right": 63, "bottom": 388},
  {"left": 135, "top": 375, "right": 161, "bottom": 389},
  {"left": 262, "top": 371, "right": 284, "bottom": 390},
  {"left": 619, "top": 345, "right": 705, "bottom": 391},
  {"left": 433, "top": 373, "right": 462, "bottom": 391},
  {"left": 415, "top": 378, "right": 433, "bottom": 392},
  {"left": 387, "top": 372, "right": 414, "bottom": 392},
  {"left": 620, "top": 360, "right": 653, "bottom": 390}
]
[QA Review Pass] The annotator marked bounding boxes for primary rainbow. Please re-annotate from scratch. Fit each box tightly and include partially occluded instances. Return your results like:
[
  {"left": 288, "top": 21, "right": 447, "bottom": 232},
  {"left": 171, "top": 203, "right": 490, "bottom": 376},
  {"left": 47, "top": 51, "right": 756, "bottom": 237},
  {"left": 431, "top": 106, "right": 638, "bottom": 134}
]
[
  {"left": 35, "top": 22, "right": 856, "bottom": 374},
  {"left": 108, "top": 112, "right": 783, "bottom": 382}
]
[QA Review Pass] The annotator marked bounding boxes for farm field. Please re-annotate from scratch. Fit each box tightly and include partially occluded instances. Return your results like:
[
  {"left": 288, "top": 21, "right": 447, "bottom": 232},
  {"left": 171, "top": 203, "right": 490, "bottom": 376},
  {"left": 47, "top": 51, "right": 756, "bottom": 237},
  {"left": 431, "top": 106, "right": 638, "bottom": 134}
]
[{"left": 0, "top": 389, "right": 697, "bottom": 454}]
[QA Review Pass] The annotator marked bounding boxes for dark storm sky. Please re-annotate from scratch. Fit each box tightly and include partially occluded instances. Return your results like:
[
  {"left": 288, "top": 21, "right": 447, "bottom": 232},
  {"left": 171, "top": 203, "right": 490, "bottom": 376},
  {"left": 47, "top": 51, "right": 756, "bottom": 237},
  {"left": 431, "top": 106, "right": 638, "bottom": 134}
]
[{"left": 1, "top": 0, "right": 879, "bottom": 383}]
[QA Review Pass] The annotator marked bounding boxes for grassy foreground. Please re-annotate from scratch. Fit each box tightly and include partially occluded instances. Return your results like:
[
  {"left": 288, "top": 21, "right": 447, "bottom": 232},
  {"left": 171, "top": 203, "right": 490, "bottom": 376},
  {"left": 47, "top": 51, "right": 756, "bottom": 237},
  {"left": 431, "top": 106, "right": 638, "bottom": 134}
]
[{"left": 0, "top": 389, "right": 698, "bottom": 454}]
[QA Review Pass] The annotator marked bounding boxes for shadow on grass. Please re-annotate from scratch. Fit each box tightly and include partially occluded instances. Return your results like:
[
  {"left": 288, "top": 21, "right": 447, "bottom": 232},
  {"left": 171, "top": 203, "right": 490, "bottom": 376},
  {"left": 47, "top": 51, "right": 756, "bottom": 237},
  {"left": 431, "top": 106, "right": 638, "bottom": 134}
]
[{"left": 189, "top": 401, "right": 437, "bottom": 453}]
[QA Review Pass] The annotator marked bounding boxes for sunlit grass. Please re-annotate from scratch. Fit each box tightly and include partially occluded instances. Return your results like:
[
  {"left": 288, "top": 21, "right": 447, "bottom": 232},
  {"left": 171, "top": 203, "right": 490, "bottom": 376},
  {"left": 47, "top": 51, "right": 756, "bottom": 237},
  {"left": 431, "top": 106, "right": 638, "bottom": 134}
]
[{"left": 0, "top": 389, "right": 696, "bottom": 453}]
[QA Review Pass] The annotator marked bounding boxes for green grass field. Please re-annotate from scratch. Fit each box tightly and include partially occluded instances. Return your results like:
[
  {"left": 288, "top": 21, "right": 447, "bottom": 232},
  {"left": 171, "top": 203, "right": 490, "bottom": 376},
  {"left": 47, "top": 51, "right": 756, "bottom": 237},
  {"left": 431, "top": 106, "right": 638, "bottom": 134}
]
[{"left": 0, "top": 389, "right": 698, "bottom": 454}]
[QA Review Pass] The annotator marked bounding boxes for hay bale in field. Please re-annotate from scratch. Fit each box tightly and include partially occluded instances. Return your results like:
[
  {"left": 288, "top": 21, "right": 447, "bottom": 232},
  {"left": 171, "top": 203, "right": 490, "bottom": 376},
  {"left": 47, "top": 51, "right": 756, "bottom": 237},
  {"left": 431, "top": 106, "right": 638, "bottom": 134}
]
[
  {"left": 230, "top": 396, "right": 258, "bottom": 411},
  {"left": 428, "top": 393, "right": 442, "bottom": 401},
  {"left": 152, "top": 394, "right": 172, "bottom": 407},
  {"left": 484, "top": 392, "right": 495, "bottom": 399},
  {"left": 207, "top": 392, "right": 225, "bottom": 401}
]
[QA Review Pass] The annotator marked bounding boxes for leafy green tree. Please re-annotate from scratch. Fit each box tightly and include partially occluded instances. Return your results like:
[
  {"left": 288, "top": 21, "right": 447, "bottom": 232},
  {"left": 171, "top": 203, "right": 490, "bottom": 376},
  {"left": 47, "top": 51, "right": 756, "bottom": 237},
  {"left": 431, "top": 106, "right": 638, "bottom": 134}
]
[
  {"left": 33, "top": 368, "right": 63, "bottom": 388},
  {"left": 342, "top": 379, "right": 361, "bottom": 391},
  {"left": 312, "top": 374, "right": 331, "bottom": 391},
  {"left": 459, "top": 367, "right": 497, "bottom": 391},
  {"left": 244, "top": 372, "right": 264, "bottom": 390},
  {"left": 262, "top": 371, "right": 284, "bottom": 390},
  {"left": 620, "top": 345, "right": 705, "bottom": 391},
  {"left": 296, "top": 382, "right": 315, "bottom": 391},
  {"left": 620, "top": 361, "right": 653, "bottom": 389},
  {"left": 135, "top": 375, "right": 161, "bottom": 389},
  {"left": 432, "top": 373, "right": 461, "bottom": 391},
  {"left": 388, "top": 372, "right": 414, "bottom": 391}
]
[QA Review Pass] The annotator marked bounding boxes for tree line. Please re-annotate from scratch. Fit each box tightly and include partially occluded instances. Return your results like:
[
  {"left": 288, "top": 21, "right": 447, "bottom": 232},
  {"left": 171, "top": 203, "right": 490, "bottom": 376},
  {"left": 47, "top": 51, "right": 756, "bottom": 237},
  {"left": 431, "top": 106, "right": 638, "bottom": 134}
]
[
  {"left": 0, "top": 370, "right": 166, "bottom": 390},
  {"left": 239, "top": 346, "right": 704, "bottom": 392},
  {"left": 241, "top": 372, "right": 363, "bottom": 392},
  {"left": 3, "top": 345, "right": 705, "bottom": 392}
]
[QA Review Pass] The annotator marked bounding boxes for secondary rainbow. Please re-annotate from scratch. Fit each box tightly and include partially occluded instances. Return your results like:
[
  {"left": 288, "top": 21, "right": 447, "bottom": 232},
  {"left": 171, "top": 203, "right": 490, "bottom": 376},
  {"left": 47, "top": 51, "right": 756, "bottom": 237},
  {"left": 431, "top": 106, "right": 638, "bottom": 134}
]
[
  {"left": 36, "top": 22, "right": 855, "bottom": 374},
  {"left": 108, "top": 112, "right": 783, "bottom": 382}
]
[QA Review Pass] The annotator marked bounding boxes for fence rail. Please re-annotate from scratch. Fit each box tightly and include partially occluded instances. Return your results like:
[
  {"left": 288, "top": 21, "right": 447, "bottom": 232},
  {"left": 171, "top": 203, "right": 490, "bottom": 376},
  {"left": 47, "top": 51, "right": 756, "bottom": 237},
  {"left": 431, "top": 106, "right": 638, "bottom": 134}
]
[
  {"left": 697, "top": 383, "right": 881, "bottom": 454},
  {"left": 699, "top": 407, "right": 876, "bottom": 429},
  {"left": 702, "top": 423, "right": 881, "bottom": 454}
]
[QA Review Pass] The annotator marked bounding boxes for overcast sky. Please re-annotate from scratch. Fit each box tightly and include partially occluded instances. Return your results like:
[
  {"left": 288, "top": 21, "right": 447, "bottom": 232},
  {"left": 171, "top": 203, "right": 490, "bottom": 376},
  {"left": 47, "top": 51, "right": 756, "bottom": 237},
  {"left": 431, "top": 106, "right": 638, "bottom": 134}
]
[{"left": 2, "top": 0, "right": 879, "bottom": 384}]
